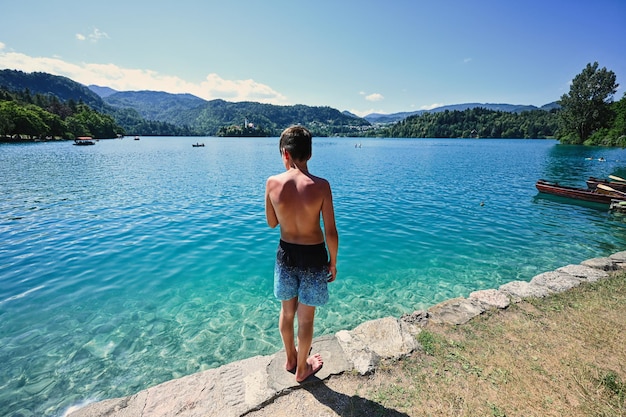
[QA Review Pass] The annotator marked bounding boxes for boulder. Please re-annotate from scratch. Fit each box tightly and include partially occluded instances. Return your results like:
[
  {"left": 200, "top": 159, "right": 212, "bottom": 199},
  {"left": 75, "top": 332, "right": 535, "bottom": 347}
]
[{"left": 428, "top": 297, "right": 485, "bottom": 325}]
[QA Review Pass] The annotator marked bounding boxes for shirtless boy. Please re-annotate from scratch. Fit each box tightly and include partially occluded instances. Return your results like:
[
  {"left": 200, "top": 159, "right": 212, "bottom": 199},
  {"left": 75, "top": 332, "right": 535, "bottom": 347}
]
[{"left": 265, "top": 126, "right": 338, "bottom": 383}]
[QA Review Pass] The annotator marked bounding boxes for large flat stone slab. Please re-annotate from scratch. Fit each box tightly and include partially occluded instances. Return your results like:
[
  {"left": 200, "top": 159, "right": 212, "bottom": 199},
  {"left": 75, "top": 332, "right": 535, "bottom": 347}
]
[
  {"left": 267, "top": 335, "right": 350, "bottom": 392},
  {"left": 581, "top": 257, "right": 620, "bottom": 271},
  {"left": 69, "top": 355, "right": 274, "bottom": 417},
  {"left": 530, "top": 270, "right": 585, "bottom": 293},
  {"left": 469, "top": 289, "right": 511, "bottom": 309},
  {"left": 499, "top": 280, "right": 552, "bottom": 301},
  {"left": 556, "top": 264, "right": 609, "bottom": 283}
]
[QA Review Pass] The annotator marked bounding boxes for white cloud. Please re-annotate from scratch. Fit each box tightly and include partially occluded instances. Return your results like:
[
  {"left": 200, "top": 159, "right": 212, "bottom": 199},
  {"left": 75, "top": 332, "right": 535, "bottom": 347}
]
[
  {"left": 0, "top": 42, "right": 5, "bottom": 50},
  {"left": 365, "top": 93, "right": 384, "bottom": 102},
  {"left": 76, "top": 28, "right": 110, "bottom": 43},
  {"left": 463, "top": 57, "right": 472, "bottom": 63},
  {"left": 420, "top": 103, "right": 444, "bottom": 110},
  {"left": 0, "top": 48, "right": 289, "bottom": 104},
  {"left": 349, "top": 108, "right": 384, "bottom": 117}
]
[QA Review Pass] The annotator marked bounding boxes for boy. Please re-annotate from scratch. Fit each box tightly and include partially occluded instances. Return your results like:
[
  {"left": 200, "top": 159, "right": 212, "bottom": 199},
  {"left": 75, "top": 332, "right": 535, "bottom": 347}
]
[{"left": 265, "top": 125, "right": 338, "bottom": 383}]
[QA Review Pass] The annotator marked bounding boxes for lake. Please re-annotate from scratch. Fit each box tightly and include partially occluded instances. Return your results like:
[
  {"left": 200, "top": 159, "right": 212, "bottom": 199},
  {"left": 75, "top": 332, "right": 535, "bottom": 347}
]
[{"left": 1, "top": 136, "right": 626, "bottom": 416}]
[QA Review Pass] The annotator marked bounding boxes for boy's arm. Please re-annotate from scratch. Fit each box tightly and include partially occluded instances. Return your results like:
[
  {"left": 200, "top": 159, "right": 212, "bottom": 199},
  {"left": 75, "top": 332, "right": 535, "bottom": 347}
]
[
  {"left": 265, "top": 178, "right": 279, "bottom": 228},
  {"left": 321, "top": 182, "right": 338, "bottom": 282}
]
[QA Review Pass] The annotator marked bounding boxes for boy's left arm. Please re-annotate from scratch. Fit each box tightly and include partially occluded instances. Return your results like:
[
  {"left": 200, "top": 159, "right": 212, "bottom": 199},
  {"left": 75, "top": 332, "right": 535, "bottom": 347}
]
[{"left": 321, "top": 182, "right": 338, "bottom": 282}]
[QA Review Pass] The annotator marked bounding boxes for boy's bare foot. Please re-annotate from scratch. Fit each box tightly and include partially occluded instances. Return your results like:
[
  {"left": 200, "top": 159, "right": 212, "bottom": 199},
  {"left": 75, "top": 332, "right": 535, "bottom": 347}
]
[
  {"left": 285, "top": 346, "right": 312, "bottom": 373},
  {"left": 285, "top": 347, "right": 300, "bottom": 373},
  {"left": 295, "top": 353, "right": 324, "bottom": 383},
  {"left": 285, "top": 357, "right": 297, "bottom": 373}
]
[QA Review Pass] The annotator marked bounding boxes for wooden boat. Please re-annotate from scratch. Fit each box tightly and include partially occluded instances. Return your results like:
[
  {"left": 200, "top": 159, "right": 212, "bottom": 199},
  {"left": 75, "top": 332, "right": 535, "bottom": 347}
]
[
  {"left": 535, "top": 179, "right": 625, "bottom": 205},
  {"left": 586, "top": 177, "right": 626, "bottom": 191},
  {"left": 73, "top": 136, "right": 95, "bottom": 146}
]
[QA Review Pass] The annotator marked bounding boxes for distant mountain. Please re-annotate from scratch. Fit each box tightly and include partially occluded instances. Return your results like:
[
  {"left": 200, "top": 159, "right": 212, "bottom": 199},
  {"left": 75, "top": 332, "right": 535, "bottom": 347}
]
[
  {"left": 540, "top": 101, "right": 561, "bottom": 111},
  {"left": 0, "top": 69, "right": 105, "bottom": 109},
  {"left": 431, "top": 103, "right": 539, "bottom": 113},
  {"left": 88, "top": 85, "right": 118, "bottom": 98},
  {"left": 364, "top": 102, "right": 559, "bottom": 124},
  {"left": 103, "top": 90, "right": 207, "bottom": 122},
  {"left": 365, "top": 111, "right": 425, "bottom": 124}
]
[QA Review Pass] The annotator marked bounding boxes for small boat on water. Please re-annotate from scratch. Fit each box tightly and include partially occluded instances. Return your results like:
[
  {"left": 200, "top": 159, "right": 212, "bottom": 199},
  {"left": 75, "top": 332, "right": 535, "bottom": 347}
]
[
  {"left": 192, "top": 143, "right": 205, "bottom": 147},
  {"left": 73, "top": 136, "right": 95, "bottom": 146},
  {"left": 586, "top": 176, "right": 626, "bottom": 192},
  {"left": 535, "top": 179, "right": 626, "bottom": 205},
  {"left": 134, "top": 136, "right": 140, "bottom": 141}
]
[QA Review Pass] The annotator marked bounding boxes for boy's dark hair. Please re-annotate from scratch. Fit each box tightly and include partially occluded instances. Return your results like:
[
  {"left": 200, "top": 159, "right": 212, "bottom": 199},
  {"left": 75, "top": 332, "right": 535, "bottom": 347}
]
[{"left": 279, "top": 126, "right": 312, "bottom": 161}]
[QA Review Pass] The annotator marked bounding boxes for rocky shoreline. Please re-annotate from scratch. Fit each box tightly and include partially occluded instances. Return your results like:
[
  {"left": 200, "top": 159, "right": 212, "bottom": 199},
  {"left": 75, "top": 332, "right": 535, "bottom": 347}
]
[{"left": 66, "top": 251, "right": 626, "bottom": 417}]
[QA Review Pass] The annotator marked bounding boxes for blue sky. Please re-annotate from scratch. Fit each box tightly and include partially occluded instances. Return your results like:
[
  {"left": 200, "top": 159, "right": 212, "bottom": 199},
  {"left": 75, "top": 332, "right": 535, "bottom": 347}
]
[{"left": 1, "top": 0, "right": 625, "bottom": 116}]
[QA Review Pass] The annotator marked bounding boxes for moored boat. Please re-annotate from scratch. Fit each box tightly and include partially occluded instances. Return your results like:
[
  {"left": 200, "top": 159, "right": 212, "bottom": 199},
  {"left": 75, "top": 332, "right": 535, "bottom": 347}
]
[
  {"left": 586, "top": 176, "right": 626, "bottom": 191},
  {"left": 535, "top": 179, "right": 626, "bottom": 205}
]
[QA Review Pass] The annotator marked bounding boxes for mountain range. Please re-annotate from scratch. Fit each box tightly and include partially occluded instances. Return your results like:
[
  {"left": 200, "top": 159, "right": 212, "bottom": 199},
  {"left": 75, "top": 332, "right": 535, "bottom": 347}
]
[
  {"left": 0, "top": 69, "right": 559, "bottom": 136},
  {"left": 90, "top": 85, "right": 559, "bottom": 127},
  {"left": 362, "top": 102, "right": 560, "bottom": 124}
]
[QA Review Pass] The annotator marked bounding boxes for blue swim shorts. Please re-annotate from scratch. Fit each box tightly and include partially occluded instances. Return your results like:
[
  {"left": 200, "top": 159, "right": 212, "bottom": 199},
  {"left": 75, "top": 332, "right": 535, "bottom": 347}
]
[{"left": 273, "top": 240, "right": 330, "bottom": 307}]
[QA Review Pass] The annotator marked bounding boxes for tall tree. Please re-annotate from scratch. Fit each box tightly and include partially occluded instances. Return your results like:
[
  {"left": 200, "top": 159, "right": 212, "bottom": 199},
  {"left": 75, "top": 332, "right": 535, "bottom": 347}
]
[{"left": 558, "top": 62, "right": 618, "bottom": 144}]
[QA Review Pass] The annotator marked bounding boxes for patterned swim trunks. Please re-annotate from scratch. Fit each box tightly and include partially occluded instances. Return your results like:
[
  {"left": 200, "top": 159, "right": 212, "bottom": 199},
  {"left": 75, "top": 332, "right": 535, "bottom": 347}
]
[{"left": 274, "top": 240, "right": 330, "bottom": 307}]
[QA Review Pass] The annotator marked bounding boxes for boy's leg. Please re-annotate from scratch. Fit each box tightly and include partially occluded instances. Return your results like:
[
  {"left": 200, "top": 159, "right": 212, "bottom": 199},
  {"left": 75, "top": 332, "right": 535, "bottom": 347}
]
[
  {"left": 295, "top": 303, "right": 323, "bottom": 382},
  {"left": 279, "top": 298, "right": 298, "bottom": 371}
]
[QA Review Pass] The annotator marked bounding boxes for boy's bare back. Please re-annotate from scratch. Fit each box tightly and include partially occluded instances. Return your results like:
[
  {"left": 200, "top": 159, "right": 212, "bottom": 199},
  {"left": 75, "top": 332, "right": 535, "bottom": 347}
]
[{"left": 265, "top": 169, "right": 332, "bottom": 246}]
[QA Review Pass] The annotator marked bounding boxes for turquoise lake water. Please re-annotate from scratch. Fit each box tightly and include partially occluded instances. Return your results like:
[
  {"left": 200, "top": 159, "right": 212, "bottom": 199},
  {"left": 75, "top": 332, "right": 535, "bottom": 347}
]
[{"left": 2, "top": 136, "right": 626, "bottom": 416}]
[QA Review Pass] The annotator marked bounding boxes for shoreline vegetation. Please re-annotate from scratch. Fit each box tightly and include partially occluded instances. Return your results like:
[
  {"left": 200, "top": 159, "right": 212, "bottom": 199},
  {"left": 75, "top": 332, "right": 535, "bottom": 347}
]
[{"left": 247, "top": 270, "right": 626, "bottom": 417}]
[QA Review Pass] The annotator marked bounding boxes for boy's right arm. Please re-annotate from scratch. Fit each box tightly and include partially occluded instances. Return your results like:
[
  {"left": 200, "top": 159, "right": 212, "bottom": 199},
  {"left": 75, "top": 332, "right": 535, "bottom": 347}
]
[{"left": 265, "top": 178, "right": 279, "bottom": 228}]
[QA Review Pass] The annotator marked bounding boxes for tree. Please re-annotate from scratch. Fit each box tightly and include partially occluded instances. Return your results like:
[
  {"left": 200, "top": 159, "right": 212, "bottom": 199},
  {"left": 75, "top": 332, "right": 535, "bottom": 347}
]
[
  {"left": 557, "top": 62, "right": 618, "bottom": 144},
  {"left": 0, "top": 101, "right": 47, "bottom": 137},
  {"left": 65, "top": 105, "right": 123, "bottom": 138}
]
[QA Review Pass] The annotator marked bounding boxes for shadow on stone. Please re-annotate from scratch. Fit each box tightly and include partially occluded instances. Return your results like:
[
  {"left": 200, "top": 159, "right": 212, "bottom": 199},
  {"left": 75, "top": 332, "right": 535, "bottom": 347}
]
[{"left": 302, "top": 382, "right": 411, "bottom": 417}]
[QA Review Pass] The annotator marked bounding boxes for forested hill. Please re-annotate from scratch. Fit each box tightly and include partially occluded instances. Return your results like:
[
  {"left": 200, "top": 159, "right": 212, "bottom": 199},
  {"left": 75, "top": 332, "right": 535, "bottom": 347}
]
[
  {"left": 372, "top": 107, "right": 559, "bottom": 139},
  {"left": 364, "top": 102, "right": 560, "bottom": 125},
  {"left": 0, "top": 70, "right": 191, "bottom": 136},
  {"left": 0, "top": 70, "right": 371, "bottom": 136},
  {"left": 0, "top": 69, "right": 105, "bottom": 110},
  {"left": 100, "top": 90, "right": 371, "bottom": 136}
]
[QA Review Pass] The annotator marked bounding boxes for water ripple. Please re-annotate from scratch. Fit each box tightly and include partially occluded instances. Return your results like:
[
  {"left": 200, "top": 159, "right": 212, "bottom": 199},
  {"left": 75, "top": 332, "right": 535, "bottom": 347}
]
[{"left": 2, "top": 138, "right": 626, "bottom": 416}]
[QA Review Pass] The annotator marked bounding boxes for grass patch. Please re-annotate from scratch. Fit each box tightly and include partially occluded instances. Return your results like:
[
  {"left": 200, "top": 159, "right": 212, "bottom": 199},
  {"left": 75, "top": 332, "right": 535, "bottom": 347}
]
[
  {"left": 351, "top": 271, "right": 626, "bottom": 416},
  {"left": 416, "top": 329, "right": 446, "bottom": 356},
  {"left": 600, "top": 370, "right": 625, "bottom": 404}
]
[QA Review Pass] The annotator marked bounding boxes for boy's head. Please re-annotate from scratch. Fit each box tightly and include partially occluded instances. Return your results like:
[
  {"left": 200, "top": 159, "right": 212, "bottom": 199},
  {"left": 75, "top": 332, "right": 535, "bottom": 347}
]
[{"left": 279, "top": 126, "right": 312, "bottom": 161}]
